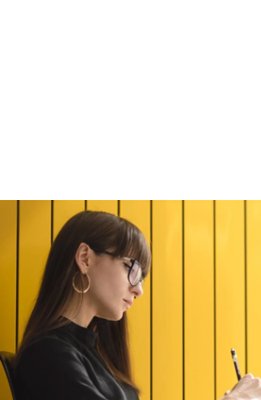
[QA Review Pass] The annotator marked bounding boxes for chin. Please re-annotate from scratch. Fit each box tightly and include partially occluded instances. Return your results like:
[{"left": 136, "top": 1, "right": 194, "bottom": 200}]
[{"left": 96, "top": 310, "right": 123, "bottom": 321}]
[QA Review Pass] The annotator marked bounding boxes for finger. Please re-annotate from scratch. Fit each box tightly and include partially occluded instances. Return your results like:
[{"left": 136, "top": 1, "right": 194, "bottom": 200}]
[
  {"left": 230, "top": 375, "right": 255, "bottom": 393},
  {"left": 232, "top": 376, "right": 261, "bottom": 394},
  {"left": 244, "top": 373, "right": 254, "bottom": 379}
]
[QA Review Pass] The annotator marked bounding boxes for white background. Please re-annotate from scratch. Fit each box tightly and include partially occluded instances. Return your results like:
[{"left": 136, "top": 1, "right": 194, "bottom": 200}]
[{"left": 0, "top": 1, "right": 260, "bottom": 199}]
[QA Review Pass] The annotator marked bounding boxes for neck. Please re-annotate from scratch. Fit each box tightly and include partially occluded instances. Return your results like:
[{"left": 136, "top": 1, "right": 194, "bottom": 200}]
[{"left": 61, "top": 293, "right": 95, "bottom": 328}]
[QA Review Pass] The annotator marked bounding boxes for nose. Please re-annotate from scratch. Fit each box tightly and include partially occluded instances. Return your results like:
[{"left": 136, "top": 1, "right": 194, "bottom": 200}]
[{"left": 130, "top": 281, "right": 143, "bottom": 298}]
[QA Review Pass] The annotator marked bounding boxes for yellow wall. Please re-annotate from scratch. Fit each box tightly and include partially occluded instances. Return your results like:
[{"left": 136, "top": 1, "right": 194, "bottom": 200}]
[{"left": 1, "top": 200, "right": 261, "bottom": 400}]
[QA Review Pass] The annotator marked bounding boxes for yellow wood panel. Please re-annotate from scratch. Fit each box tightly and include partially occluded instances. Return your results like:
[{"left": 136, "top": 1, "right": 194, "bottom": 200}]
[
  {"left": 120, "top": 201, "right": 151, "bottom": 400},
  {"left": 247, "top": 200, "right": 261, "bottom": 375},
  {"left": 0, "top": 201, "right": 16, "bottom": 400},
  {"left": 153, "top": 200, "right": 182, "bottom": 400},
  {"left": 216, "top": 200, "right": 245, "bottom": 398},
  {"left": 0, "top": 201, "right": 16, "bottom": 352},
  {"left": 53, "top": 201, "right": 85, "bottom": 239},
  {"left": 87, "top": 200, "right": 118, "bottom": 215},
  {"left": 19, "top": 201, "right": 51, "bottom": 343},
  {"left": 0, "top": 363, "right": 12, "bottom": 400},
  {"left": 185, "top": 201, "right": 214, "bottom": 400}
]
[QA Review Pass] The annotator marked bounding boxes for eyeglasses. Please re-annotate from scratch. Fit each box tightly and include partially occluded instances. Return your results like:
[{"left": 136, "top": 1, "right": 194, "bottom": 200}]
[
  {"left": 91, "top": 247, "right": 143, "bottom": 287},
  {"left": 123, "top": 258, "right": 143, "bottom": 287}
]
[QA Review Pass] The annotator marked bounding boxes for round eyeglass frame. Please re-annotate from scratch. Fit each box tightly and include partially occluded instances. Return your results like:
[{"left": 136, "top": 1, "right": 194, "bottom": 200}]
[
  {"left": 123, "top": 258, "right": 143, "bottom": 287},
  {"left": 90, "top": 247, "right": 143, "bottom": 287}
]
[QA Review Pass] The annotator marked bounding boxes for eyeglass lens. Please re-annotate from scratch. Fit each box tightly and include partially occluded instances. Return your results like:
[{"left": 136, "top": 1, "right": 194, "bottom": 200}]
[{"left": 129, "top": 261, "right": 143, "bottom": 285}]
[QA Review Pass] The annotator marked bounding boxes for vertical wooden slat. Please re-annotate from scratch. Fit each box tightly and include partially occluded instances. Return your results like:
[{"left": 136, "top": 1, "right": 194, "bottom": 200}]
[
  {"left": 120, "top": 200, "right": 151, "bottom": 400},
  {"left": 247, "top": 200, "right": 261, "bottom": 375},
  {"left": 185, "top": 200, "right": 214, "bottom": 400},
  {"left": 153, "top": 200, "right": 183, "bottom": 400},
  {"left": 87, "top": 200, "right": 118, "bottom": 215},
  {"left": 0, "top": 200, "right": 16, "bottom": 352},
  {"left": 18, "top": 201, "right": 51, "bottom": 343},
  {"left": 0, "top": 200, "right": 16, "bottom": 400},
  {"left": 216, "top": 200, "right": 245, "bottom": 398}
]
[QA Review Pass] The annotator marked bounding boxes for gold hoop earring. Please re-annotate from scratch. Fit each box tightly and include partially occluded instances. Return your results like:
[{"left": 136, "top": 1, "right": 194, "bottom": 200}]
[{"left": 72, "top": 271, "right": 90, "bottom": 294}]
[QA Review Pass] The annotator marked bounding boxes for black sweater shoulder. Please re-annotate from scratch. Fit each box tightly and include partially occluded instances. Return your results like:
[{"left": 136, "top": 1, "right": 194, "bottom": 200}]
[{"left": 14, "top": 322, "right": 139, "bottom": 400}]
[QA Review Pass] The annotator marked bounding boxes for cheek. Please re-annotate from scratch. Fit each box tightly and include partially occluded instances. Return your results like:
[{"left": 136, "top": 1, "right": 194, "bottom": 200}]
[
  {"left": 91, "top": 267, "right": 129, "bottom": 307},
  {"left": 89, "top": 268, "right": 128, "bottom": 320}
]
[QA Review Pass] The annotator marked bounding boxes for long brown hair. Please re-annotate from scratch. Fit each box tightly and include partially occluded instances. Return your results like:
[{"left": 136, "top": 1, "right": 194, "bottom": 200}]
[{"left": 14, "top": 210, "right": 151, "bottom": 394}]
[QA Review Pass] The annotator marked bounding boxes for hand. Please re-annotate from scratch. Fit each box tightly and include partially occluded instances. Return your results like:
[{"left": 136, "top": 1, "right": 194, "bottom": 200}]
[{"left": 221, "top": 374, "right": 261, "bottom": 400}]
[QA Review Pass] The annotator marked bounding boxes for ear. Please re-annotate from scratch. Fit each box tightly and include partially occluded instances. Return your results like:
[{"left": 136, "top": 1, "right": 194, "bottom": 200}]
[{"left": 75, "top": 242, "right": 91, "bottom": 274}]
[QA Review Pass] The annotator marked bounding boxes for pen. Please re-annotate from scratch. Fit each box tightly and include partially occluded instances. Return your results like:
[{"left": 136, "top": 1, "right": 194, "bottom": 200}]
[{"left": 230, "top": 348, "right": 242, "bottom": 381}]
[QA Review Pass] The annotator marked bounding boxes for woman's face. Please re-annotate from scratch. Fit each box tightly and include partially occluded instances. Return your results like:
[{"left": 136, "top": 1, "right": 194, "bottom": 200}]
[{"left": 86, "top": 248, "right": 144, "bottom": 321}]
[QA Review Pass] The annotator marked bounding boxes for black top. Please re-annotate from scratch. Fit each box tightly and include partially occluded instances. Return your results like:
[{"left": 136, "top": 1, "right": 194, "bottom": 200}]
[{"left": 14, "top": 320, "right": 139, "bottom": 400}]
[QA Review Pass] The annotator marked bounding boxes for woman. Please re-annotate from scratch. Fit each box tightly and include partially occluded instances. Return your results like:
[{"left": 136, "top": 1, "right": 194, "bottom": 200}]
[
  {"left": 13, "top": 210, "right": 261, "bottom": 399},
  {"left": 14, "top": 210, "right": 149, "bottom": 399}
]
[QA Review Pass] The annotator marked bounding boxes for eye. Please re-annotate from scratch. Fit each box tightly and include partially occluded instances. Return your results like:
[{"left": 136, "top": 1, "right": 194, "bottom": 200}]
[{"left": 123, "top": 262, "right": 131, "bottom": 270}]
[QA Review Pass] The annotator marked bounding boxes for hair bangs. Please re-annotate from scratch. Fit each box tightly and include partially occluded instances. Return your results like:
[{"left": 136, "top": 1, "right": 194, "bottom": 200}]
[{"left": 109, "top": 220, "right": 151, "bottom": 278}]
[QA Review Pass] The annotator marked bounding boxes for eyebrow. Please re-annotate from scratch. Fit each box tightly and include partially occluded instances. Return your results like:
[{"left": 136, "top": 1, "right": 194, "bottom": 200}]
[{"left": 122, "top": 257, "right": 132, "bottom": 262}]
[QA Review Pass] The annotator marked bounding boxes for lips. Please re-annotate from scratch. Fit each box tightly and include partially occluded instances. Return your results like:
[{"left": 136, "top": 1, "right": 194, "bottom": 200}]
[{"left": 123, "top": 299, "right": 133, "bottom": 306}]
